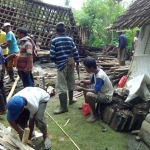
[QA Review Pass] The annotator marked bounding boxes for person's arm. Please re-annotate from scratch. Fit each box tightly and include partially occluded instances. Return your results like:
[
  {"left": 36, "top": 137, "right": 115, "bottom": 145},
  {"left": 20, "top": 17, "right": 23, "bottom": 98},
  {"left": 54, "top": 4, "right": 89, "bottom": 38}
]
[
  {"left": 77, "top": 74, "right": 94, "bottom": 85},
  {"left": 29, "top": 118, "right": 35, "bottom": 139},
  {"left": 1, "top": 41, "right": 11, "bottom": 49},
  {"left": 8, "top": 120, "right": 24, "bottom": 140},
  {"left": 76, "top": 78, "right": 104, "bottom": 94},
  {"left": 50, "top": 41, "right": 56, "bottom": 62},
  {"left": 72, "top": 41, "right": 79, "bottom": 66},
  {"left": 1, "top": 32, "right": 12, "bottom": 49},
  {"left": 1, "top": 50, "right": 5, "bottom": 75},
  {"left": 24, "top": 42, "right": 33, "bottom": 73}
]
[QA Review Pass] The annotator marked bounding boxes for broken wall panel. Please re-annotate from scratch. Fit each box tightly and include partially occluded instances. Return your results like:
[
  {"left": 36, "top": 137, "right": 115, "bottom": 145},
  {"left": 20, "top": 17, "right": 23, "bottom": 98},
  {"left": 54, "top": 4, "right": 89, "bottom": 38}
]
[{"left": 0, "top": 0, "right": 88, "bottom": 54}]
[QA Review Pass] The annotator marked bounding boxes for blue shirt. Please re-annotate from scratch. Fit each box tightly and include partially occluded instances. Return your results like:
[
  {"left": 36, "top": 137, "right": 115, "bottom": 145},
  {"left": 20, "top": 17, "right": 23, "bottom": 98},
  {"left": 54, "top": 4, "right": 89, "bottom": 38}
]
[
  {"left": 90, "top": 71, "right": 104, "bottom": 92},
  {"left": 6, "top": 31, "right": 19, "bottom": 54},
  {"left": 50, "top": 34, "right": 79, "bottom": 70},
  {"left": 0, "top": 47, "right": 5, "bottom": 65},
  {"left": 118, "top": 34, "right": 127, "bottom": 50}
]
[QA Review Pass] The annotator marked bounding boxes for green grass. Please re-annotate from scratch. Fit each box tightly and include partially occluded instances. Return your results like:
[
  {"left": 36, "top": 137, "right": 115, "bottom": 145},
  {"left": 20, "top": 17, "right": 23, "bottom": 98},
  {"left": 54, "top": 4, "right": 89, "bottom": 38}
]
[
  {"left": 1, "top": 97, "right": 149, "bottom": 150},
  {"left": 42, "top": 97, "right": 128, "bottom": 150}
]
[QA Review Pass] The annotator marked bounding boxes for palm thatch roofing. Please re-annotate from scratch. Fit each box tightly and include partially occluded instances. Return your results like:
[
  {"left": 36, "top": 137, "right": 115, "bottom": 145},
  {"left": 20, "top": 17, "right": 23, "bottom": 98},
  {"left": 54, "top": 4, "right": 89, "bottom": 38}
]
[{"left": 111, "top": 0, "right": 150, "bottom": 29}]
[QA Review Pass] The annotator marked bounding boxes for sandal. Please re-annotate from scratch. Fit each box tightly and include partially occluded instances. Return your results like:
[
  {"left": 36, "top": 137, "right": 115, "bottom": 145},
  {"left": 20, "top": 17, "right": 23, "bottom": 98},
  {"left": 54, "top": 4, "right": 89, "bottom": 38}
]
[{"left": 44, "top": 138, "right": 52, "bottom": 150}]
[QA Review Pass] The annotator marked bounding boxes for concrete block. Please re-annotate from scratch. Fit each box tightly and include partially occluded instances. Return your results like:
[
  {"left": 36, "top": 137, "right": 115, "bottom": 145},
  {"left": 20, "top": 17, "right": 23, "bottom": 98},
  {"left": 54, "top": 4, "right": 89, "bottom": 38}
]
[{"left": 139, "top": 120, "right": 150, "bottom": 147}]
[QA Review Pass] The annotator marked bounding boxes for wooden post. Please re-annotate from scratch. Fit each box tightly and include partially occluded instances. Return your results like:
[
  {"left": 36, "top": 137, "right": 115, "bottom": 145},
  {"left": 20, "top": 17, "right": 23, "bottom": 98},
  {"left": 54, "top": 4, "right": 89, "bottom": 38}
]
[
  {"left": 6, "top": 75, "right": 20, "bottom": 102},
  {"left": 22, "top": 128, "right": 30, "bottom": 145}
]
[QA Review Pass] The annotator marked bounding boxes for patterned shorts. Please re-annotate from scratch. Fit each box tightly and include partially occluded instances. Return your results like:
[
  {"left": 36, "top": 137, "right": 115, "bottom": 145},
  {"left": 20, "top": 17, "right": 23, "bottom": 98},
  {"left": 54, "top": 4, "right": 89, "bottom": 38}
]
[{"left": 87, "top": 92, "right": 112, "bottom": 103}]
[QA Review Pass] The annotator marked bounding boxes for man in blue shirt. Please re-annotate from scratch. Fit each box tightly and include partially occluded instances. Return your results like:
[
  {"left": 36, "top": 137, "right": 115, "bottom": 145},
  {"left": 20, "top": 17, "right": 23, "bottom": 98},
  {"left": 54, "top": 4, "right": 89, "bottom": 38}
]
[
  {"left": 0, "top": 47, "right": 6, "bottom": 114},
  {"left": 76, "top": 56, "right": 114, "bottom": 122},
  {"left": 117, "top": 30, "right": 127, "bottom": 66},
  {"left": 1, "top": 23, "right": 19, "bottom": 84},
  {"left": 50, "top": 22, "right": 79, "bottom": 114}
]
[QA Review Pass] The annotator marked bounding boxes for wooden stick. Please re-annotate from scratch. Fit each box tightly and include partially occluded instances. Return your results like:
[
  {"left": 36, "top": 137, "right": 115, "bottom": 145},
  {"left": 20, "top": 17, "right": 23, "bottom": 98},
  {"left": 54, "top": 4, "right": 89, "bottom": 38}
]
[
  {"left": 45, "top": 111, "right": 80, "bottom": 150},
  {"left": 64, "top": 119, "right": 70, "bottom": 127},
  {"left": 22, "top": 128, "right": 30, "bottom": 145},
  {"left": 6, "top": 75, "right": 20, "bottom": 102}
]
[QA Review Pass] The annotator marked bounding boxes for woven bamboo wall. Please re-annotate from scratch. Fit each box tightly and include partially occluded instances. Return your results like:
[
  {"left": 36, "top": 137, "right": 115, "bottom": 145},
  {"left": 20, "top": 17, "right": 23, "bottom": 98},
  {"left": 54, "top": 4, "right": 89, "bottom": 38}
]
[{"left": 0, "top": 0, "right": 87, "bottom": 54}]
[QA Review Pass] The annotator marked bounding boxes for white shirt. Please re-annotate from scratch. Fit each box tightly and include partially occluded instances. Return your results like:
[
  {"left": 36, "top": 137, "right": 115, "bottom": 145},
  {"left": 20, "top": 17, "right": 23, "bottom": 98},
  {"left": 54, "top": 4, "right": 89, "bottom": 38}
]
[
  {"left": 94, "top": 69, "right": 114, "bottom": 98},
  {"left": 14, "top": 87, "right": 50, "bottom": 118}
]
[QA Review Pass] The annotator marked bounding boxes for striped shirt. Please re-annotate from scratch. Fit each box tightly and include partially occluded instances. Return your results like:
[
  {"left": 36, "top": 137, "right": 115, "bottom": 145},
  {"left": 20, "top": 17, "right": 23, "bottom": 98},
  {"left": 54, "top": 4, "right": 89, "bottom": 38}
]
[
  {"left": 50, "top": 34, "right": 79, "bottom": 70},
  {"left": 17, "top": 36, "right": 33, "bottom": 71}
]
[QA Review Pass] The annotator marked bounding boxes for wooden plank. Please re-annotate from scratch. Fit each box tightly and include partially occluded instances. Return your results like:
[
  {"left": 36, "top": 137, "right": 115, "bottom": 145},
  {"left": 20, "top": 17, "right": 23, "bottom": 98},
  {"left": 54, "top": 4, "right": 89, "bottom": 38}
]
[
  {"left": 22, "top": 128, "right": 30, "bottom": 145},
  {"left": 3, "top": 135, "right": 18, "bottom": 148},
  {"left": 8, "top": 135, "right": 34, "bottom": 150}
]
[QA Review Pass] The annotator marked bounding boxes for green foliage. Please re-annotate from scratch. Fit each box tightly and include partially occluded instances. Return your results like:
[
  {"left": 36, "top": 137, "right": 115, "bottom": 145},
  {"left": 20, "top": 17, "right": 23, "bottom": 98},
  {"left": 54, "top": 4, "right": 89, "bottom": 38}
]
[{"left": 73, "top": 0, "right": 125, "bottom": 47}]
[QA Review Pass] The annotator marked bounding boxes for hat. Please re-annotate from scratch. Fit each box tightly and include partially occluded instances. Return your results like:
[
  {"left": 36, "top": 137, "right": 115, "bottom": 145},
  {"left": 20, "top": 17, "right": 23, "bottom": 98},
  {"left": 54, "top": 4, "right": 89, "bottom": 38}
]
[
  {"left": 7, "top": 96, "right": 24, "bottom": 121},
  {"left": 3, "top": 23, "right": 11, "bottom": 27},
  {"left": 116, "top": 30, "right": 124, "bottom": 33}
]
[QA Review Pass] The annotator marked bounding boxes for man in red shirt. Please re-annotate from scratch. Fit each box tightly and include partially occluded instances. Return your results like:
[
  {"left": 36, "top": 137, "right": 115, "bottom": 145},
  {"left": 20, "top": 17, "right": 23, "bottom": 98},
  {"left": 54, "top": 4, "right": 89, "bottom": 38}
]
[{"left": 16, "top": 27, "right": 35, "bottom": 87}]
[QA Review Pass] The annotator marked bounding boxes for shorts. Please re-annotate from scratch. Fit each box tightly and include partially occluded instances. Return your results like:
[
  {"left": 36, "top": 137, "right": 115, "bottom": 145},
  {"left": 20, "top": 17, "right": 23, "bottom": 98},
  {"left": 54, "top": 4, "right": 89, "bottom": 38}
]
[
  {"left": 87, "top": 92, "right": 112, "bottom": 103},
  {"left": 7, "top": 52, "right": 19, "bottom": 68},
  {"left": 56, "top": 64, "right": 75, "bottom": 94},
  {"left": 34, "top": 101, "right": 47, "bottom": 128}
]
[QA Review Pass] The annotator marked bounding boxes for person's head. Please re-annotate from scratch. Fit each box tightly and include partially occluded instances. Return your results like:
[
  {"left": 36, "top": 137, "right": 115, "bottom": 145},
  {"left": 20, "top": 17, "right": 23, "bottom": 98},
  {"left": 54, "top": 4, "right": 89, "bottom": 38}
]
[
  {"left": 55, "top": 22, "right": 65, "bottom": 33},
  {"left": 17, "top": 27, "right": 28, "bottom": 39},
  {"left": 136, "top": 29, "right": 140, "bottom": 37},
  {"left": 83, "top": 56, "right": 97, "bottom": 73},
  {"left": 7, "top": 96, "right": 25, "bottom": 121},
  {"left": 116, "top": 30, "right": 123, "bottom": 35},
  {"left": 3, "top": 23, "right": 11, "bottom": 33}
]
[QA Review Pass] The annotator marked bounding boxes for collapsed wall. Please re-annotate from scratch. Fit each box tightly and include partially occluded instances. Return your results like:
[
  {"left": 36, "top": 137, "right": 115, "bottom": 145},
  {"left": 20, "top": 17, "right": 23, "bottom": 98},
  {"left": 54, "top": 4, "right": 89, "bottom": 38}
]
[{"left": 0, "top": 0, "right": 91, "bottom": 55}]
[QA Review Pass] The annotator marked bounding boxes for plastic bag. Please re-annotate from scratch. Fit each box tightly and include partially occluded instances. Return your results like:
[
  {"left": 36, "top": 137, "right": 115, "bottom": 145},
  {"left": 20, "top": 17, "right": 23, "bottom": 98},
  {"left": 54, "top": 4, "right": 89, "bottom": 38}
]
[{"left": 82, "top": 103, "right": 91, "bottom": 116}]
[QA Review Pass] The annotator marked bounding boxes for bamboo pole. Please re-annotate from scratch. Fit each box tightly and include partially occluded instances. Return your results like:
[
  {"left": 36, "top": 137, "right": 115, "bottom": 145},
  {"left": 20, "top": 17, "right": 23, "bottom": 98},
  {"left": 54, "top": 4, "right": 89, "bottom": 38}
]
[
  {"left": 6, "top": 75, "right": 20, "bottom": 102},
  {"left": 45, "top": 111, "right": 80, "bottom": 150}
]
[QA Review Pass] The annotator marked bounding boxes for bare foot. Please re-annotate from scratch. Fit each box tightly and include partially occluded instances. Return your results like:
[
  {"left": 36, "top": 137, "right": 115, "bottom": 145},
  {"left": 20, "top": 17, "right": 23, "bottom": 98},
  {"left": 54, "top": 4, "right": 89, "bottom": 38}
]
[{"left": 87, "top": 115, "right": 99, "bottom": 123}]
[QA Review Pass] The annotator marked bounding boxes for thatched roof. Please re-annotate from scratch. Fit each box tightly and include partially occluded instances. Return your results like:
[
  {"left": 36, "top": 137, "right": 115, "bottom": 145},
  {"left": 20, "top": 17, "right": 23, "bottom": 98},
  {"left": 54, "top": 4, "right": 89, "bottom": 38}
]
[{"left": 111, "top": 0, "right": 150, "bottom": 29}]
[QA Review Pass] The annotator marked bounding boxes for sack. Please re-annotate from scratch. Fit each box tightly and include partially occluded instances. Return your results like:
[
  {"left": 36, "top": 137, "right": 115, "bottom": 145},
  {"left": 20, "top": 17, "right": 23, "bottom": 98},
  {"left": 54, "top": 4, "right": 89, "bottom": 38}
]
[
  {"left": 67, "top": 57, "right": 74, "bottom": 65},
  {"left": 82, "top": 103, "right": 91, "bottom": 116}
]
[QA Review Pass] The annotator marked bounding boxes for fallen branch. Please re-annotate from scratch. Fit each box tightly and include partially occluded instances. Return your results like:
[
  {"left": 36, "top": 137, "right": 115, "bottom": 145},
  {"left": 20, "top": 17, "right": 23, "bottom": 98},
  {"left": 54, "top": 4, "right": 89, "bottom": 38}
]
[{"left": 45, "top": 111, "right": 80, "bottom": 150}]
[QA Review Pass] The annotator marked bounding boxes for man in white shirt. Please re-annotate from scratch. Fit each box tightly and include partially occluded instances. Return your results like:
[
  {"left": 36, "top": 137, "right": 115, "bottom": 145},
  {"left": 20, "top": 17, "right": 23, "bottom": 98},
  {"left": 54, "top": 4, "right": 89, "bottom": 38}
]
[
  {"left": 76, "top": 56, "right": 114, "bottom": 122},
  {"left": 7, "top": 87, "right": 51, "bottom": 149}
]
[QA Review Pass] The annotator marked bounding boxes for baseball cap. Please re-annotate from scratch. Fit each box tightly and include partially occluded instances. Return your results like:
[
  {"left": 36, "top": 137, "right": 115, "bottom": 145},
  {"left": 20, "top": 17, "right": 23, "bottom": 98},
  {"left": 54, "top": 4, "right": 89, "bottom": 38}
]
[
  {"left": 3, "top": 23, "right": 11, "bottom": 27},
  {"left": 7, "top": 96, "right": 24, "bottom": 121}
]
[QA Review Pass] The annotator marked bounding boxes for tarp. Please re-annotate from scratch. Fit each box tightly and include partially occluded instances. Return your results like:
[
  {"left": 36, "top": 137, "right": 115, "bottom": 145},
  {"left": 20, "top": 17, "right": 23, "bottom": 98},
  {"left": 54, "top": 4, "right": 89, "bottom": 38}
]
[{"left": 125, "top": 74, "right": 150, "bottom": 102}]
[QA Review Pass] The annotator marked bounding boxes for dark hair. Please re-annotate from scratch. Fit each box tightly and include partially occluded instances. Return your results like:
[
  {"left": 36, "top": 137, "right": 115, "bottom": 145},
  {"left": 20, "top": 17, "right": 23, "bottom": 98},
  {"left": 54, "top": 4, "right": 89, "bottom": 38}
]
[
  {"left": 17, "top": 27, "right": 28, "bottom": 36},
  {"left": 83, "top": 56, "right": 97, "bottom": 69},
  {"left": 136, "top": 29, "right": 140, "bottom": 34},
  {"left": 56, "top": 22, "right": 65, "bottom": 32}
]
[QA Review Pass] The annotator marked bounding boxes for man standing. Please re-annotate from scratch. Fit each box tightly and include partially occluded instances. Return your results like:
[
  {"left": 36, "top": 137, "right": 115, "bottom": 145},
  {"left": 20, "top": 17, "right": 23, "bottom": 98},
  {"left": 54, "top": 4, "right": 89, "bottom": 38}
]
[
  {"left": 117, "top": 30, "right": 127, "bottom": 66},
  {"left": 0, "top": 46, "right": 6, "bottom": 114},
  {"left": 1, "top": 23, "right": 19, "bottom": 83},
  {"left": 7, "top": 87, "right": 51, "bottom": 149},
  {"left": 76, "top": 56, "right": 114, "bottom": 122},
  {"left": 0, "top": 24, "right": 8, "bottom": 57},
  {"left": 16, "top": 27, "right": 35, "bottom": 87},
  {"left": 50, "top": 22, "right": 79, "bottom": 114},
  {"left": 133, "top": 29, "right": 140, "bottom": 51}
]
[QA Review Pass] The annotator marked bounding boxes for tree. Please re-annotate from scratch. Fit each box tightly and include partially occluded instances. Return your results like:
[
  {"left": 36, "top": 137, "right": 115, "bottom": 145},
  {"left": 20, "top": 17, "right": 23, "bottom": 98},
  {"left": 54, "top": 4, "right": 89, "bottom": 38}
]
[
  {"left": 64, "top": 0, "right": 70, "bottom": 7},
  {"left": 73, "top": 0, "right": 124, "bottom": 47}
]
